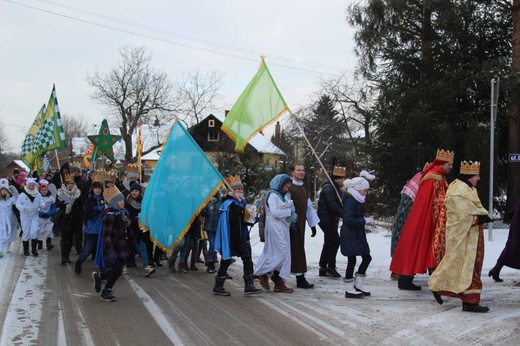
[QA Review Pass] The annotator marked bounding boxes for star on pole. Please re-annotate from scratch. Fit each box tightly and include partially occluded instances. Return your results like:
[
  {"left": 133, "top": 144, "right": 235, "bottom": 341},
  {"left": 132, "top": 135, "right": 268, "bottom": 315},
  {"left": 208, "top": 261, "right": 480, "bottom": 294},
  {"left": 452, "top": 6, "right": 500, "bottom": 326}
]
[{"left": 87, "top": 119, "right": 121, "bottom": 162}]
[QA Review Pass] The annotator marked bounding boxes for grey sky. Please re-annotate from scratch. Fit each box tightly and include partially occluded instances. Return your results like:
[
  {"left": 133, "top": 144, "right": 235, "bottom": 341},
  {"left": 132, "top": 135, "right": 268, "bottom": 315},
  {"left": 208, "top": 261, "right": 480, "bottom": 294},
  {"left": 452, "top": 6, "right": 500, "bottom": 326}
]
[{"left": 0, "top": 0, "right": 357, "bottom": 152}]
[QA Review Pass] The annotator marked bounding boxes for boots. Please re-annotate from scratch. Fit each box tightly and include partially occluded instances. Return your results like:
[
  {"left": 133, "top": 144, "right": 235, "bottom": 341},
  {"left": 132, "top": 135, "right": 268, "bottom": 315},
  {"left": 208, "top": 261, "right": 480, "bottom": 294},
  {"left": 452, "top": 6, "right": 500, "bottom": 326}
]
[
  {"left": 203, "top": 249, "right": 209, "bottom": 266},
  {"left": 61, "top": 240, "right": 71, "bottom": 265},
  {"left": 488, "top": 263, "right": 504, "bottom": 282},
  {"left": 354, "top": 273, "right": 370, "bottom": 296},
  {"left": 178, "top": 262, "right": 188, "bottom": 274},
  {"left": 432, "top": 291, "right": 443, "bottom": 305},
  {"left": 190, "top": 255, "right": 198, "bottom": 271},
  {"left": 74, "top": 261, "right": 82, "bottom": 275},
  {"left": 37, "top": 240, "right": 43, "bottom": 250},
  {"left": 398, "top": 275, "right": 422, "bottom": 290},
  {"left": 31, "top": 239, "right": 39, "bottom": 256},
  {"left": 271, "top": 273, "right": 294, "bottom": 293},
  {"left": 327, "top": 267, "right": 342, "bottom": 278},
  {"left": 345, "top": 278, "right": 363, "bottom": 298},
  {"left": 168, "top": 256, "right": 177, "bottom": 272},
  {"left": 296, "top": 274, "right": 315, "bottom": 289},
  {"left": 22, "top": 241, "right": 30, "bottom": 256},
  {"left": 243, "top": 275, "right": 263, "bottom": 296},
  {"left": 319, "top": 267, "right": 331, "bottom": 277},
  {"left": 257, "top": 274, "right": 270, "bottom": 290},
  {"left": 206, "top": 262, "right": 216, "bottom": 274},
  {"left": 153, "top": 247, "right": 163, "bottom": 267},
  {"left": 213, "top": 276, "right": 230, "bottom": 296},
  {"left": 462, "top": 302, "right": 489, "bottom": 313},
  {"left": 46, "top": 237, "right": 54, "bottom": 251}
]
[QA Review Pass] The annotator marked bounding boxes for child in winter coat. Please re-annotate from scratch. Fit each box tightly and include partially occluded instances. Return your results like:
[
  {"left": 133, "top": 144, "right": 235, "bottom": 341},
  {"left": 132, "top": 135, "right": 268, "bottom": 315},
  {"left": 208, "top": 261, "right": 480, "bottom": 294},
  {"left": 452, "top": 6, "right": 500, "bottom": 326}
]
[
  {"left": 37, "top": 181, "right": 57, "bottom": 251},
  {"left": 0, "top": 179, "right": 18, "bottom": 257},
  {"left": 93, "top": 186, "right": 131, "bottom": 302},
  {"left": 340, "top": 176, "right": 375, "bottom": 298}
]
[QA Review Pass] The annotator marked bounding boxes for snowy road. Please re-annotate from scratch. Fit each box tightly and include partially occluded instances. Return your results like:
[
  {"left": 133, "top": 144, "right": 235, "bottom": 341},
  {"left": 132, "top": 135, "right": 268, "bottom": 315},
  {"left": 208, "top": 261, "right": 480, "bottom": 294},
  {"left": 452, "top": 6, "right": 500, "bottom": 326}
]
[{"left": 1, "top": 226, "right": 519, "bottom": 345}]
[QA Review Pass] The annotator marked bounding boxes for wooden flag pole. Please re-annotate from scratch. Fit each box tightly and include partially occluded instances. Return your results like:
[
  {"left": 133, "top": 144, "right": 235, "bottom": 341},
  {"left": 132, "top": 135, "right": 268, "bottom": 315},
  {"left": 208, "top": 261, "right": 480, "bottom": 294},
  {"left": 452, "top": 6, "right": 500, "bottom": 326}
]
[{"left": 288, "top": 109, "right": 343, "bottom": 205}]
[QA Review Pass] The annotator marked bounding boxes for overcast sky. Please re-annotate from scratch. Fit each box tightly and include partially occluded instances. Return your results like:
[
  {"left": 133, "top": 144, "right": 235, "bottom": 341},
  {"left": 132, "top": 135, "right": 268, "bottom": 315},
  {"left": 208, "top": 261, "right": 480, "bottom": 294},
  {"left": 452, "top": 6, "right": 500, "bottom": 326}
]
[{"left": 0, "top": 0, "right": 358, "bottom": 152}]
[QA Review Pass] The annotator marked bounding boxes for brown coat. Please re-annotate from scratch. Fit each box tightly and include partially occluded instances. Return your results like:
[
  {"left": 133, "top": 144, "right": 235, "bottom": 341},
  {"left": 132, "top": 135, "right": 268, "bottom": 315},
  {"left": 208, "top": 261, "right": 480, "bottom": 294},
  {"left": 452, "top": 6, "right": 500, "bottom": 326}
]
[{"left": 289, "top": 184, "right": 309, "bottom": 273}]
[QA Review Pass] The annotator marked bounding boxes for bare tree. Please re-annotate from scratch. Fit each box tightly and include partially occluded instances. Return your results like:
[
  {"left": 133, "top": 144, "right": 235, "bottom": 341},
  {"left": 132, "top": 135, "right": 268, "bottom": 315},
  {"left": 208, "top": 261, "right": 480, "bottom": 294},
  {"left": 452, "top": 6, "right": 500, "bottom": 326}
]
[
  {"left": 175, "top": 69, "right": 224, "bottom": 126},
  {"left": 52, "top": 114, "right": 90, "bottom": 166},
  {"left": 86, "top": 45, "right": 177, "bottom": 161}
]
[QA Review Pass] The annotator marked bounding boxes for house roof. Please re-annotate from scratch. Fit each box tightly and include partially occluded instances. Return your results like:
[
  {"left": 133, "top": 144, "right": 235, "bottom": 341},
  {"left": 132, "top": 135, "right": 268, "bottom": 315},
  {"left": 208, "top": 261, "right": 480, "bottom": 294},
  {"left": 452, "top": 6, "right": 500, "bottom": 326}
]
[{"left": 13, "top": 160, "right": 30, "bottom": 171}]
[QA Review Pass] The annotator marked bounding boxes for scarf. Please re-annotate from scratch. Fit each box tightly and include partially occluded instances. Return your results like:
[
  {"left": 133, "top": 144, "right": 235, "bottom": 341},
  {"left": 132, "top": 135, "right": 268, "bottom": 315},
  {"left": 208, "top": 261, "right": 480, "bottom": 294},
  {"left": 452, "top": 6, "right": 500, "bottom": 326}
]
[
  {"left": 24, "top": 186, "right": 39, "bottom": 197},
  {"left": 126, "top": 195, "right": 142, "bottom": 210},
  {"left": 347, "top": 187, "right": 366, "bottom": 204},
  {"left": 57, "top": 185, "right": 81, "bottom": 214}
]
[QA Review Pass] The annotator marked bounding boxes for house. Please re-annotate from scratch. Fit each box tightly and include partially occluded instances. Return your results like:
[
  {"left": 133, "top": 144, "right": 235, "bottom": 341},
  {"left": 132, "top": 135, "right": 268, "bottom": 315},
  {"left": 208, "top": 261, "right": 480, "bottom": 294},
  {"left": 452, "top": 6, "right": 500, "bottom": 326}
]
[{"left": 1, "top": 160, "right": 30, "bottom": 178}]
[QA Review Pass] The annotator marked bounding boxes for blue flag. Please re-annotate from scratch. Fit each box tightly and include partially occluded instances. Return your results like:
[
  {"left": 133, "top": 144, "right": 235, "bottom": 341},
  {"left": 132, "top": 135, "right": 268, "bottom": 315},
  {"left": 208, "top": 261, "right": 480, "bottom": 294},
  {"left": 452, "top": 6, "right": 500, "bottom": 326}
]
[{"left": 140, "top": 119, "right": 224, "bottom": 249}]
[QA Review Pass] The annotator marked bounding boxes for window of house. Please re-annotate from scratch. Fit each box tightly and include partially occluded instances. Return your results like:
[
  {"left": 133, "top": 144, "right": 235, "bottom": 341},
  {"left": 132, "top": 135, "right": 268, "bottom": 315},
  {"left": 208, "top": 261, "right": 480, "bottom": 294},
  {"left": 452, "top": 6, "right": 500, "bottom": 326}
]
[
  {"left": 208, "top": 119, "right": 215, "bottom": 127},
  {"left": 208, "top": 132, "right": 219, "bottom": 141}
]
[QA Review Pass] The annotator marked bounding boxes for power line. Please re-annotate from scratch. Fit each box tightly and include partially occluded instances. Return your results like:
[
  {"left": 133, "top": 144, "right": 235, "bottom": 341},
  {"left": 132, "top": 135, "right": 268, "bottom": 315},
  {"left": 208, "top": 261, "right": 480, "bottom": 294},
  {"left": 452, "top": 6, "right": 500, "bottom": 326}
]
[{"left": 5, "top": 0, "right": 354, "bottom": 77}]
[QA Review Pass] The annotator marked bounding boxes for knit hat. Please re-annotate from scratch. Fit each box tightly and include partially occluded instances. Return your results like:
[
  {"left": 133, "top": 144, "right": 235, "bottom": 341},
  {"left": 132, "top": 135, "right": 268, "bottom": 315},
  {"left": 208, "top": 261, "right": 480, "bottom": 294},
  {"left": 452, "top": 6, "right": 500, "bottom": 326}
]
[
  {"left": 0, "top": 178, "right": 9, "bottom": 190},
  {"left": 129, "top": 181, "right": 142, "bottom": 193},
  {"left": 38, "top": 183, "right": 48, "bottom": 192},
  {"left": 26, "top": 177, "right": 37, "bottom": 186},
  {"left": 343, "top": 177, "right": 370, "bottom": 191}
]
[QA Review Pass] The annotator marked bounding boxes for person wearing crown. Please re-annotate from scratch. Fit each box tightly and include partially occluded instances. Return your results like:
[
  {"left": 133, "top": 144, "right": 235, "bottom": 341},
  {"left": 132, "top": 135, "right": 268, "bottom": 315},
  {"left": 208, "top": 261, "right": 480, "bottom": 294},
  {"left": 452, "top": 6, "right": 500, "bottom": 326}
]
[
  {"left": 118, "top": 164, "right": 140, "bottom": 198},
  {"left": 213, "top": 175, "right": 262, "bottom": 296},
  {"left": 429, "top": 161, "right": 491, "bottom": 313},
  {"left": 390, "top": 149, "right": 454, "bottom": 290},
  {"left": 317, "top": 166, "right": 347, "bottom": 278},
  {"left": 55, "top": 172, "right": 83, "bottom": 265}
]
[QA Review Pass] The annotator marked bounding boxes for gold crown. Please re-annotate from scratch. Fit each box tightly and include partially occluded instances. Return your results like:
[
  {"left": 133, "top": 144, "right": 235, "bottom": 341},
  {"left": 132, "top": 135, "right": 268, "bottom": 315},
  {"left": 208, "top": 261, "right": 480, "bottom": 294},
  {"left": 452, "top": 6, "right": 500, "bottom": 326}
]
[
  {"left": 64, "top": 173, "right": 75, "bottom": 183},
  {"left": 460, "top": 161, "right": 480, "bottom": 175},
  {"left": 104, "top": 170, "right": 118, "bottom": 182},
  {"left": 435, "top": 149, "right": 455, "bottom": 162},
  {"left": 225, "top": 175, "right": 242, "bottom": 187},
  {"left": 103, "top": 185, "right": 123, "bottom": 203},
  {"left": 332, "top": 166, "right": 347, "bottom": 178},
  {"left": 126, "top": 163, "right": 139, "bottom": 174},
  {"left": 90, "top": 170, "right": 105, "bottom": 183}
]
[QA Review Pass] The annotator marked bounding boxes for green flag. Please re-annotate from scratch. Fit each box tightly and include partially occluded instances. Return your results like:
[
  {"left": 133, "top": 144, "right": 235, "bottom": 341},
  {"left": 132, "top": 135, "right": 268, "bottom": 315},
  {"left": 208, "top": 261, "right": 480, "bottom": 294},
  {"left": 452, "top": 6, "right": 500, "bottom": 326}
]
[
  {"left": 33, "top": 85, "right": 67, "bottom": 157},
  {"left": 221, "top": 58, "right": 288, "bottom": 152},
  {"left": 20, "top": 104, "right": 46, "bottom": 167}
]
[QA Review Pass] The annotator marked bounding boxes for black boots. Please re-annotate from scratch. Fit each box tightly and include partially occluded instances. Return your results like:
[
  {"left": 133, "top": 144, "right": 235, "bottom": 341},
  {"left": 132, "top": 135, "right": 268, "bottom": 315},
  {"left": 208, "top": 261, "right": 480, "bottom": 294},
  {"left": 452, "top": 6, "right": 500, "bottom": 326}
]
[
  {"left": 206, "top": 262, "right": 216, "bottom": 274},
  {"left": 296, "top": 275, "right": 315, "bottom": 289},
  {"left": 31, "top": 239, "right": 39, "bottom": 256},
  {"left": 46, "top": 237, "right": 54, "bottom": 251},
  {"left": 74, "top": 261, "right": 82, "bottom": 276},
  {"left": 243, "top": 275, "right": 263, "bottom": 296},
  {"left": 432, "top": 291, "right": 444, "bottom": 305},
  {"left": 327, "top": 267, "right": 342, "bottom": 278},
  {"left": 462, "top": 302, "right": 489, "bottom": 313},
  {"left": 37, "top": 240, "right": 43, "bottom": 250},
  {"left": 488, "top": 263, "right": 504, "bottom": 282},
  {"left": 61, "top": 240, "right": 71, "bottom": 265},
  {"left": 213, "top": 276, "right": 230, "bottom": 296},
  {"left": 398, "top": 275, "right": 422, "bottom": 290},
  {"left": 22, "top": 241, "right": 30, "bottom": 256}
]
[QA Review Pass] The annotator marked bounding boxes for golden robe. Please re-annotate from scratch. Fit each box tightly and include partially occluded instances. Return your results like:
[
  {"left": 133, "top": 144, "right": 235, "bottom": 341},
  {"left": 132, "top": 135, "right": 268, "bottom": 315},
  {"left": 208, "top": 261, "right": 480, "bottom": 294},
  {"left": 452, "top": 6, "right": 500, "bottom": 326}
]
[{"left": 429, "top": 179, "right": 489, "bottom": 302}]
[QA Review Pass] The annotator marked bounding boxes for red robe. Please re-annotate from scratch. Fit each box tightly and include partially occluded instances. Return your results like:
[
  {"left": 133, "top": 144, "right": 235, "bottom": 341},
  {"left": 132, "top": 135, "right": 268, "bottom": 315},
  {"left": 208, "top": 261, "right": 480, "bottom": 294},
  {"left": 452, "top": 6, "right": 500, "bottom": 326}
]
[{"left": 389, "top": 165, "right": 448, "bottom": 276}]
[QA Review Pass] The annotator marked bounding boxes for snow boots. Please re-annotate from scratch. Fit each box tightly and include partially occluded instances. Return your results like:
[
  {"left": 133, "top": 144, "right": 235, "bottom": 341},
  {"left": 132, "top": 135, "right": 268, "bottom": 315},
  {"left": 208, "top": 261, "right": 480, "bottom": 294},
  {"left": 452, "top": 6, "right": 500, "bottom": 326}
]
[
  {"left": 462, "top": 302, "right": 489, "bottom": 313},
  {"left": 296, "top": 274, "right": 315, "bottom": 289},
  {"left": 22, "top": 241, "right": 30, "bottom": 256},
  {"left": 30, "top": 239, "right": 39, "bottom": 256},
  {"left": 398, "top": 275, "right": 422, "bottom": 290},
  {"left": 354, "top": 272, "right": 370, "bottom": 296},
  {"left": 213, "top": 276, "right": 230, "bottom": 296},
  {"left": 344, "top": 278, "right": 363, "bottom": 298},
  {"left": 243, "top": 275, "right": 262, "bottom": 296}
]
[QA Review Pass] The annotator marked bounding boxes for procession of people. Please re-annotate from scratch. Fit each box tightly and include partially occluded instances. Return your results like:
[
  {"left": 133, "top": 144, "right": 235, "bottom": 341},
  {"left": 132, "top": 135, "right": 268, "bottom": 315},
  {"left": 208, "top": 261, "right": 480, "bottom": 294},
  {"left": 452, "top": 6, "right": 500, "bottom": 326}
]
[{"left": 0, "top": 149, "right": 508, "bottom": 313}]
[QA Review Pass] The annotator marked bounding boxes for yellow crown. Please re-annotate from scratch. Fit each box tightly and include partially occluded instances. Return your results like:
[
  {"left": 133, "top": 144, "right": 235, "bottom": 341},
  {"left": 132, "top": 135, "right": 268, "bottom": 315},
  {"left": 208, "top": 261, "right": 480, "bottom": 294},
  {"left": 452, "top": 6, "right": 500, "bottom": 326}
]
[
  {"left": 435, "top": 149, "right": 455, "bottom": 162},
  {"left": 90, "top": 170, "right": 105, "bottom": 183},
  {"left": 71, "top": 162, "right": 82, "bottom": 170},
  {"left": 225, "top": 175, "right": 242, "bottom": 188},
  {"left": 104, "top": 170, "right": 118, "bottom": 182},
  {"left": 126, "top": 163, "right": 139, "bottom": 174},
  {"left": 332, "top": 166, "right": 347, "bottom": 178},
  {"left": 64, "top": 173, "right": 75, "bottom": 183},
  {"left": 103, "top": 185, "right": 122, "bottom": 203},
  {"left": 460, "top": 161, "right": 480, "bottom": 175}
]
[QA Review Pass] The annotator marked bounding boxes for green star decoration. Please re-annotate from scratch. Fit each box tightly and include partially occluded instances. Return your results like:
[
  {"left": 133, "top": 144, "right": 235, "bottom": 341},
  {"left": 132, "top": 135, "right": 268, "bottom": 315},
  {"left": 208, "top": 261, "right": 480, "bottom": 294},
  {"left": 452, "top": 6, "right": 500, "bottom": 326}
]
[{"left": 87, "top": 119, "right": 121, "bottom": 162}]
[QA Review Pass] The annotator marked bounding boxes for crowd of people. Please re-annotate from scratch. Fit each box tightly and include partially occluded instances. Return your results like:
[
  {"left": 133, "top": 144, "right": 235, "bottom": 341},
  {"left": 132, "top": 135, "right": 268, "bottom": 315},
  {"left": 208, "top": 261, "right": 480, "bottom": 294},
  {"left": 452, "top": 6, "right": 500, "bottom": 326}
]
[{"left": 0, "top": 149, "right": 517, "bottom": 311}]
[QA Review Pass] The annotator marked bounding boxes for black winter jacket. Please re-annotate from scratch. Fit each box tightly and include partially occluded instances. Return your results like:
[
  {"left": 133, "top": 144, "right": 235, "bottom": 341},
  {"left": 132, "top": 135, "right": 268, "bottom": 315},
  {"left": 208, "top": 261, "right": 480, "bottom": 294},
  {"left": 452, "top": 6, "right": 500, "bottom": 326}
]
[{"left": 317, "top": 180, "right": 344, "bottom": 226}]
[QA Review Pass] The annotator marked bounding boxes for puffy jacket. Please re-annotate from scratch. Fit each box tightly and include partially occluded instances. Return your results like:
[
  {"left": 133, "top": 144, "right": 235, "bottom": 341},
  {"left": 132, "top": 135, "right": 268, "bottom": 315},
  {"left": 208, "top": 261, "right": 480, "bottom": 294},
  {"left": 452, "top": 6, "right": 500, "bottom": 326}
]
[
  {"left": 340, "top": 195, "right": 370, "bottom": 256},
  {"left": 317, "top": 180, "right": 344, "bottom": 226},
  {"left": 201, "top": 199, "right": 221, "bottom": 233}
]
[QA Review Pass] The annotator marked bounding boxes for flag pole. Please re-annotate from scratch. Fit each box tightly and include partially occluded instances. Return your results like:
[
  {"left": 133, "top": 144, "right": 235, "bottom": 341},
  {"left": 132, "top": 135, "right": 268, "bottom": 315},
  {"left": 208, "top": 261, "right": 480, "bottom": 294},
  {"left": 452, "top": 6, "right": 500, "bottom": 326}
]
[{"left": 288, "top": 109, "right": 343, "bottom": 205}]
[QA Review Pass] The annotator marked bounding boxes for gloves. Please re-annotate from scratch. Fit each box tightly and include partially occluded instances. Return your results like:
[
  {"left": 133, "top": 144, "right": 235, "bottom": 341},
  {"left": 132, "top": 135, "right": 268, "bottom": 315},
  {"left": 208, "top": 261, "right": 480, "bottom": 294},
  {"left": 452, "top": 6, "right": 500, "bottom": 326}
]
[
  {"left": 364, "top": 217, "right": 375, "bottom": 225},
  {"left": 107, "top": 249, "right": 117, "bottom": 264},
  {"left": 289, "top": 212, "right": 298, "bottom": 223},
  {"left": 478, "top": 214, "right": 493, "bottom": 225},
  {"left": 38, "top": 211, "right": 48, "bottom": 218},
  {"left": 289, "top": 204, "right": 296, "bottom": 214},
  {"left": 311, "top": 226, "right": 317, "bottom": 237}
]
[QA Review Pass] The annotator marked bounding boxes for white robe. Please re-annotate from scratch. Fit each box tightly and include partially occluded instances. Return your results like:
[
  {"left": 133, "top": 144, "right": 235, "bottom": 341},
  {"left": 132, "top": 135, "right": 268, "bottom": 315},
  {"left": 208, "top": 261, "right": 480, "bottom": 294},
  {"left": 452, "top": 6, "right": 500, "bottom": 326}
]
[
  {"left": 254, "top": 193, "right": 292, "bottom": 278},
  {"left": 16, "top": 192, "right": 42, "bottom": 241},
  {"left": 0, "top": 197, "right": 18, "bottom": 253},
  {"left": 38, "top": 194, "right": 55, "bottom": 241}
]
